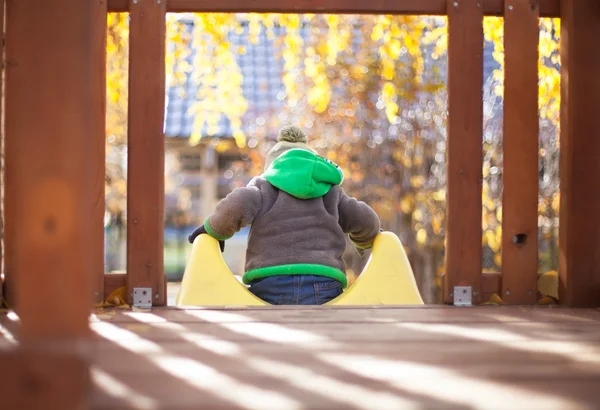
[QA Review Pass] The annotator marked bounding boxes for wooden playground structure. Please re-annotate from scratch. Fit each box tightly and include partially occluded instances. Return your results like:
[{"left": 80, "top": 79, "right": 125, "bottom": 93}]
[{"left": 0, "top": 0, "right": 599, "bottom": 408}]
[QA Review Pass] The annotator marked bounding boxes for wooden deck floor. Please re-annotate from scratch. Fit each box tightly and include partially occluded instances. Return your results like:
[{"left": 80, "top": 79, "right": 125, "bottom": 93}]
[{"left": 2, "top": 306, "right": 600, "bottom": 409}]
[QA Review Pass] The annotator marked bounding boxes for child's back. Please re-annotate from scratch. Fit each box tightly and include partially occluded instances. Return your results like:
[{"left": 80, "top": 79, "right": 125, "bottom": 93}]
[{"left": 189, "top": 126, "right": 380, "bottom": 305}]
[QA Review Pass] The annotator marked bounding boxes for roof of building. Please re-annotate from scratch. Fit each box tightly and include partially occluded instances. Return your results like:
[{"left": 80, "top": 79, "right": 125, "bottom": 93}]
[{"left": 163, "top": 20, "right": 500, "bottom": 139}]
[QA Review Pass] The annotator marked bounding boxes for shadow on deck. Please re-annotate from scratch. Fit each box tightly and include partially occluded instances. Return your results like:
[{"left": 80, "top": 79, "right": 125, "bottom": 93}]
[{"left": 1, "top": 306, "right": 600, "bottom": 409}]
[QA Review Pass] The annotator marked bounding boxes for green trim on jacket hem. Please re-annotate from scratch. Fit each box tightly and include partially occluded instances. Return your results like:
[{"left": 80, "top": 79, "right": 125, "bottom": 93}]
[
  {"left": 204, "top": 218, "right": 233, "bottom": 241},
  {"left": 243, "top": 264, "right": 348, "bottom": 288}
]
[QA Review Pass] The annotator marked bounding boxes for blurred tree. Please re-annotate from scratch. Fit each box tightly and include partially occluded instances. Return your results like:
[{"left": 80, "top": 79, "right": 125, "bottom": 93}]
[
  {"left": 104, "top": 14, "right": 561, "bottom": 300},
  {"left": 105, "top": 13, "right": 129, "bottom": 227}
]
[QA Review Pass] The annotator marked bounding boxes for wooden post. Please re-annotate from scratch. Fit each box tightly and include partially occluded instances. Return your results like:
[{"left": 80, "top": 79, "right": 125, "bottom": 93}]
[
  {"left": 0, "top": 0, "right": 4, "bottom": 307},
  {"left": 5, "top": 0, "right": 101, "bottom": 338},
  {"left": 3, "top": 2, "right": 106, "bottom": 309},
  {"left": 127, "top": 0, "right": 167, "bottom": 306},
  {"left": 501, "top": 0, "right": 539, "bottom": 304},
  {"left": 2, "top": 0, "right": 13, "bottom": 307},
  {"left": 106, "top": 0, "right": 562, "bottom": 16},
  {"left": 559, "top": 0, "right": 600, "bottom": 307},
  {"left": 444, "top": 0, "right": 484, "bottom": 304}
]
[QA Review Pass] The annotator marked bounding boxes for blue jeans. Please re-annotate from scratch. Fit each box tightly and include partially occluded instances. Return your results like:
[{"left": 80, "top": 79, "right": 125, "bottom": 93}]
[{"left": 249, "top": 275, "right": 343, "bottom": 305}]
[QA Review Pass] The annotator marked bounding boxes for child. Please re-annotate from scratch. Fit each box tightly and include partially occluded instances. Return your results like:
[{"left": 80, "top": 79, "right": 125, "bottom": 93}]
[{"left": 188, "top": 126, "right": 381, "bottom": 305}]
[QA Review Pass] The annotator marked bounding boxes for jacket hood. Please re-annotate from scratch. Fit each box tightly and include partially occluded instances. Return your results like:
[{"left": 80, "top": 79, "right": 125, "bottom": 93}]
[{"left": 262, "top": 149, "right": 343, "bottom": 199}]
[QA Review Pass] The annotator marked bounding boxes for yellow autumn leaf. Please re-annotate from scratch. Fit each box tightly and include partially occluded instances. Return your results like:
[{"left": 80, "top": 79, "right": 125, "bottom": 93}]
[
  {"left": 381, "top": 60, "right": 395, "bottom": 81},
  {"left": 484, "top": 294, "right": 505, "bottom": 305},
  {"left": 413, "top": 209, "right": 423, "bottom": 221},
  {"left": 486, "top": 230, "right": 500, "bottom": 252},
  {"left": 411, "top": 175, "right": 425, "bottom": 188},
  {"left": 400, "top": 196, "right": 413, "bottom": 214},
  {"left": 551, "top": 194, "right": 560, "bottom": 212},
  {"left": 385, "top": 102, "right": 399, "bottom": 123},
  {"left": 416, "top": 229, "right": 427, "bottom": 245},
  {"left": 382, "top": 82, "right": 395, "bottom": 99},
  {"left": 494, "top": 253, "right": 502, "bottom": 267}
]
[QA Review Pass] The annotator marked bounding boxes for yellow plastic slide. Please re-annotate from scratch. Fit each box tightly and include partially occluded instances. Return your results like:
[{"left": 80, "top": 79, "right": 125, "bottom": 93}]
[{"left": 175, "top": 231, "right": 424, "bottom": 306}]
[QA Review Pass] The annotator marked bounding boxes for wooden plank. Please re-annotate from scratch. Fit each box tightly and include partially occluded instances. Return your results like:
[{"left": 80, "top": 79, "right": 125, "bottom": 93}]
[
  {"left": 501, "top": 0, "right": 539, "bottom": 304},
  {"left": 559, "top": 0, "right": 600, "bottom": 307},
  {"left": 127, "top": 0, "right": 167, "bottom": 306},
  {"left": 92, "top": 0, "right": 108, "bottom": 305},
  {"left": 88, "top": 306, "right": 600, "bottom": 410},
  {"left": 107, "top": 0, "right": 560, "bottom": 16},
  {"left": 444, "top": 0, "right": 483, "bottom": 304},
  {"left": 92, "top": 305, "right": 600, "bottom": 323},
  {"left": 442, "top": 272, "right": 501, "bottom": 303},
  {"left": 442, "top": 271, "right": 556, "bottom": 304},
  {"left": 5, "top": 0, "right": 101, "bottom": 338}
]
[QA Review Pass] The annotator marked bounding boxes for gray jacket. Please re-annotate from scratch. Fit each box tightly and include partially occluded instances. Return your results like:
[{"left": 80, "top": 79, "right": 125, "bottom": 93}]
[{"left": 204, "top": 148, "right": 380, "bottom": 287}]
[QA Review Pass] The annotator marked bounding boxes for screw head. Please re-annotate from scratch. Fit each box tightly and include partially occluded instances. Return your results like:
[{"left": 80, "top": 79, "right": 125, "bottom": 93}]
[
  {"left": 528, "top": 290, "right": 533, "bottom": 295},
  {"left": 476, "top": 2, "right": 481, "bottom": 7},
  {"left": 453, "top": 1, "right": 458, "bottom": 6},
  {"left": 508, "top": 5, "right": 514, "bottom": 10},
  {"left": 155, "top": 294, "right": 159, "bottom": 299},
  {"left": 505, "top": 289, "right": 511, "bottom": 295},
  {"left": 95, "top": 291, "right": 100, "bottom": 296}
]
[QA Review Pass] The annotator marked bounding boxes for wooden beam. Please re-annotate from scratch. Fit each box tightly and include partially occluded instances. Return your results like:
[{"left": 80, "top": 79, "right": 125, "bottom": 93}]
[
  {"left": 127, "top": 0, "right": 167, "bottom": 306},
  {"left": 442, "top": 272, "right": 502, "bottom": 303},
  {"left": 444, "top": 0, "right": 483, "bottom": 305},
  {"left": 5, "top": 0, "right": 101, "bottom": 338},
  {"left": 501, "top": 0, "right": 539, "bottom": 304},
  {"left": 107, "top": 0, "right": 560, "bottom": 16},
  {"left": 559, "top": 0, "right": 600, "bottom": 307},
  {"left": 443, "top": 271, "right": 557, "bottom": 304}
]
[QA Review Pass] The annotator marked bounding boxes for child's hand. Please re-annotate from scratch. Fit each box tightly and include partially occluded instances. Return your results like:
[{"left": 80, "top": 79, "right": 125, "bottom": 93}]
[
  {"left": 188, "top": 225, "right": 225, "bottom": 252},
  {"left": 188, "top": 225, "right": 207, "bottom": 243}
]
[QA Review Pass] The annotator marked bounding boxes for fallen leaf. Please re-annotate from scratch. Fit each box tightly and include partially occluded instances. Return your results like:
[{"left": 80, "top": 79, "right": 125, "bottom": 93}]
[
  {"left": 537, "top": 271, "right": 559, "bottom": 300},
  {"left": 484, "top": 293, "right": 505, "bottom": 305},
  {"left": 538, "top": 296, "right": 558, "bottom": 305}
]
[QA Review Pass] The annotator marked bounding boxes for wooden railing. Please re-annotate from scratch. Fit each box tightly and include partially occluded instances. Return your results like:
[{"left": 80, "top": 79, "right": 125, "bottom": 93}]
[{"left": 3, "top": 0, "right": 599, "bottom": 314}]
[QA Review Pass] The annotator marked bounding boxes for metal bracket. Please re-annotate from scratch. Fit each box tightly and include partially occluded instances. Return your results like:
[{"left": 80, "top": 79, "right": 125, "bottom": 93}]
[
  {"left": 453, "top": 286, "right": 472, "bottom": 306},
  {"left": 133, "top": 288, "right": 153, "bottom": 309}
]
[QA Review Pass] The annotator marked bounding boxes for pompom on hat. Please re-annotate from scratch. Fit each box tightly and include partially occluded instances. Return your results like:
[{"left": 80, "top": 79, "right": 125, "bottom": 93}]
[
  {"left": 264, "top": 125, "right": 316, "bottom": 169},
  {"left": 278, "top": 125, "right": 308, "bottom": 143}
]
